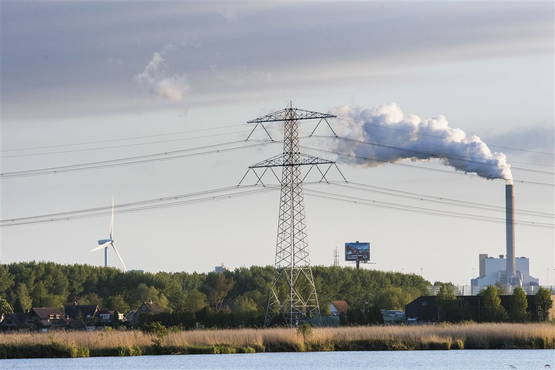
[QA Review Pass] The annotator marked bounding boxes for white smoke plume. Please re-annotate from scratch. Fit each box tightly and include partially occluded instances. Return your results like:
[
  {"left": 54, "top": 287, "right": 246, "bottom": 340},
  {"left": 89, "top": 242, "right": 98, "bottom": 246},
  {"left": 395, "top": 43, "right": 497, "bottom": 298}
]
[
  {"left": 134, "top": 52, "right": 189, "bottom": 102},
  {"left": 331, "top": 103, "right": 513, "bottom": 182}
]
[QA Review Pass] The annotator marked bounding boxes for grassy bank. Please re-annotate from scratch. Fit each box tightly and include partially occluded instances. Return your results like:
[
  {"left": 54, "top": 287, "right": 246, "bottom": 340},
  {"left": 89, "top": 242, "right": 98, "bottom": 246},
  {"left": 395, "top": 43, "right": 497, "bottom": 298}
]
[{"left": 1, "top": 323, "right": 554, "bottom": 359}]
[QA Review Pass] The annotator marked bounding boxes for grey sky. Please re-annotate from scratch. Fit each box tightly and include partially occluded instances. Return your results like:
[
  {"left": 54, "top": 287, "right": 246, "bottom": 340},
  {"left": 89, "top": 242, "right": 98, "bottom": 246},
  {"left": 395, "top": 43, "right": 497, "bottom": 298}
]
[{"left": 1, "top": 1, "right": 553, "bottom": 286}]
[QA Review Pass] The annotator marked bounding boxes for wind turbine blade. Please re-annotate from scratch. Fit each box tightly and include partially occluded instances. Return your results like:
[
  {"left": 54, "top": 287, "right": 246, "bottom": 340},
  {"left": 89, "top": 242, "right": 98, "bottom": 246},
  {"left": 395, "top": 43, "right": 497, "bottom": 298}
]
[
  {"left": 90, "top": 242, "right": 110, "bottom": 252},
  {"left": 110, "top": 196, "right": 115, "bottom": 239},
  {"left": 111, "top": 242, "right": 127, "bottom": 272}
]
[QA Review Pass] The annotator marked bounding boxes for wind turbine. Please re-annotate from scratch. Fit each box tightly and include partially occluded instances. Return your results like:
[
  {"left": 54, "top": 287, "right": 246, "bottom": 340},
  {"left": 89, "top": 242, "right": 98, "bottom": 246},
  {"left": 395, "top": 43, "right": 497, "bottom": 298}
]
[{"left": 90, "top": 197, "right": 127, "bottom": 271}]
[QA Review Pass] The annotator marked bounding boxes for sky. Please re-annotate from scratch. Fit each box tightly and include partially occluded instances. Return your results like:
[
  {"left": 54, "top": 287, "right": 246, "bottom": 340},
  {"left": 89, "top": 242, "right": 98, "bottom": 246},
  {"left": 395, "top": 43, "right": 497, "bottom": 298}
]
[{"left": 1, "top": 1, "right": 554, "bottom": 286}]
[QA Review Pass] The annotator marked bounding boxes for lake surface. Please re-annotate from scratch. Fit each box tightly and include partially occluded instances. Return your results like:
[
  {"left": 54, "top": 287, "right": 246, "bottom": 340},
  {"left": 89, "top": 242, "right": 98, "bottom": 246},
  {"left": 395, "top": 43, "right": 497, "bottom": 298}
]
[{"left": 1, "top": 350, "right": 554, "bottom": 369}]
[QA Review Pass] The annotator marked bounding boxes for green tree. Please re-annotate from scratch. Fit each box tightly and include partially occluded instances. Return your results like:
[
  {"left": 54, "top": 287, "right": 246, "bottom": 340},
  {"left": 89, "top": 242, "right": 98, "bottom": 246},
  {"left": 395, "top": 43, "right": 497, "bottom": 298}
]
[
  {"left": 127, "top": 283, "right": 169, "bottom": 310},
  {"left": 232, "top": 295, "right": 258, "bottom": 313},
  {"left": 181, "top": 290, "right": 207, "bottom": 313},
  {"left": 437, "top": 283, "right": 460, "bottom": 322},
  {"left": 509, "top": 287, "right": 528, "bottom": 322},
  {"left": 534, "top": 287, "right": 553, "bottom": 321},
  {"left": 437, "top": 284, "right": 457, "bottom": 300},
  {"left": 1, "top": 261, "right": 436, "bottom": 327},
  {"left": 31, "top": 282, "right": 47, "bottom": 307},
  {"left": 203, "top": 273, "right": 234, "bottom": 311},
  {"left": 50, "top": 269, "right": 69, "bottom": 296},
  {"left": 14, "top": 283, "right": 32, "bottom": 313},
  {"left": 374, "top": 286, "right": 412, "bottom": 310},
  {"left": 105, "top": 294, "right": 130, "bottom": 313},
  {"left": 0, "top": 266, "right": 14, "bottom": 294},
  {"left": 0, "top": 296, "right": 14, "bottom": 316},
  {"left": 80, "top": 292, "right": 103, "bottom": 307},
  {"left": 480, "top": 286, "right": 508, "bottom": 322}
]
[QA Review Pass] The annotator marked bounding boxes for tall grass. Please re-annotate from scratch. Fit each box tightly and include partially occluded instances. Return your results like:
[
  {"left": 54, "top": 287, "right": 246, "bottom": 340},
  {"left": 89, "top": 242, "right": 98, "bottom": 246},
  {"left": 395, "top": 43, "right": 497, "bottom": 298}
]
[{"left": 0, "top": 323, "right": 553, "bottom": 358}]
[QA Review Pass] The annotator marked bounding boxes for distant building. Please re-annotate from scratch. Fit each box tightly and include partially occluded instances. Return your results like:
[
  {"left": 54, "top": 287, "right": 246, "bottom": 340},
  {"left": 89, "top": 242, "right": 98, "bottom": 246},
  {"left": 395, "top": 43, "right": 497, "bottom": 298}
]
[
  {"left": 126, "top": 300, "right": 168, "bottom": 326},
  {"left": 96, "top": 310, "right": 124, "bottom": 324},
  {"left": 470, "top": 254, "right": 539, "bottom": 295},
  {"left": 29, "top": 307, "right": 67, "bottom": 330},
  {"left": 137, "top": 301, "right": 166, "bottom": 315},
  {"left": 64, "top": 304, "right": 99, "bottom": 321},
  {"left": 214, "top": 264, "right": 228, "bottom": 273}
]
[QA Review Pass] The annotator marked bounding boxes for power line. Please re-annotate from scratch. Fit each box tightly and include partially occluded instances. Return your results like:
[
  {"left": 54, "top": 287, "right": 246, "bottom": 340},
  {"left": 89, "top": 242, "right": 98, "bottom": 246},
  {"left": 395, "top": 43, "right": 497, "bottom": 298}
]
[
  {"left": 303, "top": 188, "right": 554, "bottom": 229},
  {"left": 1, "top": 123, "right": 249, "bottom": 153},
  {"left": 0, "top": 186, "right": 279, "bottom": 227},
  {"left": 1, "top": 185, "right": 245, "bottom": 223},
  {"left": 1, "top": 129, "right": 249, "bottom": 158},
  {"left": 3, "top": 181, "right": 552, "bottom": 229},
  {"left": 1, "top": 140, "right": 278, "bottom": 178},
  {"left": 484, "top": 143, "right": 554, "bottom": 157},
  {"left": 300, "top": 145, "right": 555, "bottom": 187},
  {"left": 334, "top": 182, "right": 554, "bottom": 219}
]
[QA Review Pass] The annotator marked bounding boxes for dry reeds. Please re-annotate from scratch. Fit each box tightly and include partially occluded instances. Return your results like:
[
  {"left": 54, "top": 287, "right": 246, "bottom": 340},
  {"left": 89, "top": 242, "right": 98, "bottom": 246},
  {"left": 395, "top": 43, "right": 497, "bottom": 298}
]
[{"left": 0, "top": 322, "right": 553, "bottom": 358}]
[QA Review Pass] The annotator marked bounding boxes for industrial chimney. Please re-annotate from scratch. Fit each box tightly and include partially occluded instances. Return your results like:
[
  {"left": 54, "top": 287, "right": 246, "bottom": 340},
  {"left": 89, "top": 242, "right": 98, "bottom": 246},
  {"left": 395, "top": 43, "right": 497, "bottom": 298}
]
[{"left": 505, "top": 183, "right": 516, "bottom": 284}]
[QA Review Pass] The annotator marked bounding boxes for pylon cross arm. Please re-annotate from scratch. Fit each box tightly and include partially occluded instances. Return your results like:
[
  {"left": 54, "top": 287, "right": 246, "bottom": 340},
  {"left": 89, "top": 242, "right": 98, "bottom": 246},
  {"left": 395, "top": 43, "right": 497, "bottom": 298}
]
[
  {"left": 247, "top": 108, "right": 336, "bottom": 124},
  {"left": 249, "top": 153, "right": 335, "bottom": 169}
]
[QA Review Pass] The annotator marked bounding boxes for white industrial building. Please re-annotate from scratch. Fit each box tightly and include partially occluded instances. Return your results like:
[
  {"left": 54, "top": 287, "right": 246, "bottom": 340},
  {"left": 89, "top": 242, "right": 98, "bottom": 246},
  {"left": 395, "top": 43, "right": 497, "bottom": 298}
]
[{"left": 470, "top": 254, "right": 539, "bottom": 295}]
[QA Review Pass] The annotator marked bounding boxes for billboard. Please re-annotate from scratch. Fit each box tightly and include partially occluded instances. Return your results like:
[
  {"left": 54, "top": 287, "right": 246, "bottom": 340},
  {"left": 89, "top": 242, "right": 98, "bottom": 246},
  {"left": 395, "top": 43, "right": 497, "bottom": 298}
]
[{"left": 345, "top": 242, "right": 370, "bottom": 262}]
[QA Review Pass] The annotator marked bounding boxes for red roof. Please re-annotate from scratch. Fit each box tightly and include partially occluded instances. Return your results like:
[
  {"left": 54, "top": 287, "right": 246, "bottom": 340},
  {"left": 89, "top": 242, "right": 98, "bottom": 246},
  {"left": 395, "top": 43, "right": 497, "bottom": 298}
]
[{"left": 330, "top": 300, "right": 349, "bottom": 313}]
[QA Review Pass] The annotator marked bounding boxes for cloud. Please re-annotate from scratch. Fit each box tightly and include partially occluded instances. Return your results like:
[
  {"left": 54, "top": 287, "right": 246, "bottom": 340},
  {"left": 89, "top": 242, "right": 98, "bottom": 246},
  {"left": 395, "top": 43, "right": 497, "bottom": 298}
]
[{"left": 134, "top": 52, "right": 189, "bottom": 102}]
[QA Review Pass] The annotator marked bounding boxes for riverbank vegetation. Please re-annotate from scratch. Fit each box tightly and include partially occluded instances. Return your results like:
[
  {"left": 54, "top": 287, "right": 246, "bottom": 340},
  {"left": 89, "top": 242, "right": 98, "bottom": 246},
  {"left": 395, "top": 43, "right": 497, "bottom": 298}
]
[
  {"left": 0, "top": 262, "right": 428, "bottom": 326},
  {"left": 0, "top": 323, "right": 553, "bottom": 358}
]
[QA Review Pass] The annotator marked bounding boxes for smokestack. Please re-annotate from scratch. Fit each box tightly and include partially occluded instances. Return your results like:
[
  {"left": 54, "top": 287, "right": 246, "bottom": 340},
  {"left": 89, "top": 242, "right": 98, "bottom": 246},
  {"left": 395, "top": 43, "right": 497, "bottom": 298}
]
[{"left": 505, "top": 183, "right": 516, "bottom": 284}]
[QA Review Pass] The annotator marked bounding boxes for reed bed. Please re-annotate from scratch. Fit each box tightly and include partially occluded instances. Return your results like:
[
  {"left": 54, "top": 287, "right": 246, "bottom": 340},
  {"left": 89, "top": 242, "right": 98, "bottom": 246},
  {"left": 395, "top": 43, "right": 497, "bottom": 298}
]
[{"left": 1, "top": 323, "right": 553, "bottom": 359}]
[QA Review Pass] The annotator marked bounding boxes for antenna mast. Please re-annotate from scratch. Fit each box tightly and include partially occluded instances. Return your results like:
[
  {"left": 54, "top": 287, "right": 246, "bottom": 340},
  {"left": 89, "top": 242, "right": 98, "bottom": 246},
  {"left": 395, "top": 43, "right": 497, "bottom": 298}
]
[{"left": 333, "top": 247, "right": 339, "bottom": 267}]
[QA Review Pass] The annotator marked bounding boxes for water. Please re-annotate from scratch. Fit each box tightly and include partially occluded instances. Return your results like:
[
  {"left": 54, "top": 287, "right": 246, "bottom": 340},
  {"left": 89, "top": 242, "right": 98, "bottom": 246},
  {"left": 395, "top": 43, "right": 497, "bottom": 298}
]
[{"left": 1, "top": 350, "right": 553, "bottom": 370}]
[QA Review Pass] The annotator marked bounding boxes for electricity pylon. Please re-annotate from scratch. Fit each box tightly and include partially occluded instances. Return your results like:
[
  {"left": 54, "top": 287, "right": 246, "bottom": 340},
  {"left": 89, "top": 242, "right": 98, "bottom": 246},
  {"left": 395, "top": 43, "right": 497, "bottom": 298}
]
[{"left": 239, "top": 102, "right": 346, "bottom": 327}]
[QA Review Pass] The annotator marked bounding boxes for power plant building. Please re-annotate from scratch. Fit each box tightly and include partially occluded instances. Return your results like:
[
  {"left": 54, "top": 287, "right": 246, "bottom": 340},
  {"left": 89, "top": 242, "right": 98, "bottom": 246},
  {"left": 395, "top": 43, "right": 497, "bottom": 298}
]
[
  {"left": 471, "top": 254, "right": 539, "bottom": 295},
  {"left": 470, "top": 184, "right": 540, "bottom": 295}
]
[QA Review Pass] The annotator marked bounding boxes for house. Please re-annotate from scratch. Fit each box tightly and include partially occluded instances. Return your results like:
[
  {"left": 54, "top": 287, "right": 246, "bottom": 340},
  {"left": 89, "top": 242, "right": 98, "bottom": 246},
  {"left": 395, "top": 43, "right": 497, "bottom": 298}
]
[
  {"left": 329, "top": 300, "right": 349, "bottom": 316},
  {"left": 137, "top": 301, "right": 166, "bottom": 315},
  {"left": 0, "top": 313, "right": 31, "bottom": 331},
  {"left": 29, "top": 307, "right": 67, "bottom": 330},
  {"left": 64, "top": 304, "right": 98, "bottom": 321},
  {"left": 126, "top": 301, "right": 168, "bottom": 326},
  {"left": 125, "top": 310, "right": 138, "bottom": 325},
  {"left": 96, "top": 310, "right": 125, "bottom": 324}
]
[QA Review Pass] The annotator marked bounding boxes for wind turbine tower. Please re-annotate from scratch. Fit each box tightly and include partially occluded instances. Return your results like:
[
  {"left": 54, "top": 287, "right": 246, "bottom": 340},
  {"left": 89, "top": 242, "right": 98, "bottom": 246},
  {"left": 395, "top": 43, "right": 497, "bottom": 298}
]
[{"left": 91, "top": 198, "right": 127, "bottom": 271}]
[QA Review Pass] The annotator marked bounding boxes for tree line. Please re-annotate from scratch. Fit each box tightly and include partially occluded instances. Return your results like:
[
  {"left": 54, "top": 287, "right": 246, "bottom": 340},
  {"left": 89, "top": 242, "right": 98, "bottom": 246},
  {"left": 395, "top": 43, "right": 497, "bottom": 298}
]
[{"left": 0, "top": 262, "right": 429, "bottom": 327}]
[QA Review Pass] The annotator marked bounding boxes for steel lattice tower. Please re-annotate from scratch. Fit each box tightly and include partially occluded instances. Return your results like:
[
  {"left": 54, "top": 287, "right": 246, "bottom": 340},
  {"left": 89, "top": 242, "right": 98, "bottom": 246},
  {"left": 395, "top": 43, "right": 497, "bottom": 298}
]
[{"left": 239, "top": 102, "right": 345, "bottom": 327}]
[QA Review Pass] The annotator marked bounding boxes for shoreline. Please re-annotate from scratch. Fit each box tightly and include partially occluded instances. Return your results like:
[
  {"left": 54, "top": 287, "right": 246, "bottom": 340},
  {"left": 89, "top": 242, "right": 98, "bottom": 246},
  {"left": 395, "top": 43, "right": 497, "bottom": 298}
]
[{"left": 1, "top": 323, "right": 554, "bottom": 359}]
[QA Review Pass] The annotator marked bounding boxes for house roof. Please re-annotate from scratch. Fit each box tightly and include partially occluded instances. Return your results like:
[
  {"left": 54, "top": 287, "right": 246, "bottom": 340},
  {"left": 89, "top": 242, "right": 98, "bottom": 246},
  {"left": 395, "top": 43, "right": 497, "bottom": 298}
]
[
  {"left": 97, "top": 310, "right": 115, "bottom": 315},
  {"left": 31, "top": 307, "right": 64, "bottom": 320},
  {"left": 330, "top": 300, "right": 349, "bottom": 314},
  {"left": 64, "top": 304, "right": 98, "bottom": 319},
  {"left": 139, "top": 302, "right": 166, "bottom": 314}
]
